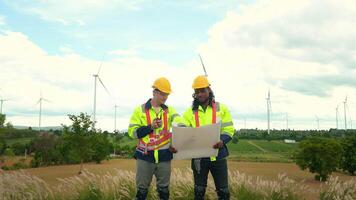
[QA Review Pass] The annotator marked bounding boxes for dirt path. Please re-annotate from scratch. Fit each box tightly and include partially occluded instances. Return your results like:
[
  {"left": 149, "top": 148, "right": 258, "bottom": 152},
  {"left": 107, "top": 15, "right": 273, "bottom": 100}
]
[{"left": 247, "top": 140, "right": 268, "bottom": 152}]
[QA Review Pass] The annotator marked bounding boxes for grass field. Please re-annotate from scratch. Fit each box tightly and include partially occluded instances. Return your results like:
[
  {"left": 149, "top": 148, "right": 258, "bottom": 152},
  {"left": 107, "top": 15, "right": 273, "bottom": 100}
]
[
  {"left": 228, "top": 139, "right": 298, "bottom": 162},
  {"left": 115, "top": 138, "right": 299, "bottom": 162},
  {"left": 5, "top": 137, "right": 34, "bottom": 145}
]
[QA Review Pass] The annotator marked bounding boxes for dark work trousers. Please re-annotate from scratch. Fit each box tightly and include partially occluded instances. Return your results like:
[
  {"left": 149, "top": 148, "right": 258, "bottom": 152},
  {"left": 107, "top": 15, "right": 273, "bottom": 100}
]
[{"left": 191, "top": 158, "right": 230, "bottom": 200}]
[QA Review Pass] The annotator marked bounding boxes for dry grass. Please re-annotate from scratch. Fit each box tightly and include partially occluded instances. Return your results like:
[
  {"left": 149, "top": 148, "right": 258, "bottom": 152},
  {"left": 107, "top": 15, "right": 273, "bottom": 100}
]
[
  {"left": 1, "top": 159, "right": 355, "bottom": 200},
  {"left": 320, "top": 176, "right": 356, "bottom": 200},
  {"left": 1, "top": 168, "right": 308, "bottom": 200}
]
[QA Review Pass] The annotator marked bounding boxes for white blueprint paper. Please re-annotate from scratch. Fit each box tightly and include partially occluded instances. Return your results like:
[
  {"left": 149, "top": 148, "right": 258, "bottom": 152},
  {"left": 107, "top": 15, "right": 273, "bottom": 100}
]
[{"left": 172, "top": 123, "right": 220, "bottom": 160}]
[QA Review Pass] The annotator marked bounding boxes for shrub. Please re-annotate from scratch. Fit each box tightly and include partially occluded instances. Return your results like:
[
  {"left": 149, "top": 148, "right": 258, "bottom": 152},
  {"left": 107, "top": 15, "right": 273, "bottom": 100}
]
[
  {"left": 340, "top": 136, "right": 356, "bottom": 175},
  {"left": 294, "top": 137, "right": 342, "bottom": 181}
]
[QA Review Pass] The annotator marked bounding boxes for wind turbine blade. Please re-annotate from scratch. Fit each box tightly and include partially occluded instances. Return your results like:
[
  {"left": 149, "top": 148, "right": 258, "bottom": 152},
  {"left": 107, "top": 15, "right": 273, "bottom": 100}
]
[
  {"left": 98, "top": 76, "right": 112, "bottom": 97},
  {"left": 35, "top": 99, "right": 41, "bottom": 106},
  {"left": 42, "top": 98, "right": 51, "bottom": 103},
  {"left": 97, "top": 55, "right": 105, "bottom": 75},
  {"left": 199, "top": 54, "right": 208, "bottom": 77}
]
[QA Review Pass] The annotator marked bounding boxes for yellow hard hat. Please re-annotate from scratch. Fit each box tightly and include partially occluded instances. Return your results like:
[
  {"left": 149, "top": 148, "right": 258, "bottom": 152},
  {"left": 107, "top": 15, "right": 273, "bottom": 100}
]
[
  {"left": 152, "top": 77, "right": 172, "bottom": 94},
  {"left": 192, "top": 75, "right": 210, "bottom": 89}
]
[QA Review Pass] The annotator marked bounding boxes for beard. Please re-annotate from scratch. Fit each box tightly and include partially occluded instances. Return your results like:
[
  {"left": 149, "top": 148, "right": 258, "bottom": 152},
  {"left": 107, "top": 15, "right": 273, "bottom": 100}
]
[{"left": 198, "top": 97, "right": 209, "bottom": 105}]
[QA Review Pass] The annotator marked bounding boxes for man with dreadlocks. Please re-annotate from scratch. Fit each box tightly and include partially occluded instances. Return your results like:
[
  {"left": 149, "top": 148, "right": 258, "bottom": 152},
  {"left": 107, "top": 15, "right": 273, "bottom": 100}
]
[{"left": 182, "top": 75, "right": 235, "bottom": 200}]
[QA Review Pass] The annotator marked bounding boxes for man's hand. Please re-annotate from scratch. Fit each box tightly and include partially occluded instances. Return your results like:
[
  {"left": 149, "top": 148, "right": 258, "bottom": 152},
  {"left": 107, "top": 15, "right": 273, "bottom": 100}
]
[
  {"left": 213, "top": 141, "right": 224, "bottom": 149},
  {"left": 152, "top": 118, "right": 162, "bottom": 129},
  {"left": 169, "top": 146, "right": 178, "bottom": 153}
]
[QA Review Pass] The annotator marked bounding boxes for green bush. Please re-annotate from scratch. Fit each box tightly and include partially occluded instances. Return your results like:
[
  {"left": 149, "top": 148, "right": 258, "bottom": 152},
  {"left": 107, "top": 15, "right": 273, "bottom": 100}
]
[
  {"left": 294, "top": 137, "right": 342, "bottom": 181},
  {"left": 4, "top": 148, "right": 14, "bottom": 157},
  {"left": 340, "top": 136, "right": 356, "bottom": 175},
  {"left": 91, "top": 133, "right": 111, "bottom": 164}
]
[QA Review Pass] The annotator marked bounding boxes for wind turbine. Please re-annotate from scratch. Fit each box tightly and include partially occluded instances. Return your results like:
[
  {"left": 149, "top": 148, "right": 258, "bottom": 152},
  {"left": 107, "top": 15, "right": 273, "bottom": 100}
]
[
  {"left": 335, "top": 104, "right": 340, "bottom": 129},
  {"left": 36, "top": 93, "right": 50, "bottom": 133},
  {"left": 114, "top": 104, "right": 119, "bottom": 132},
  {"left": 266, "top": 89, "right": 272, "bottom": 134},
  {"left": 315, "top": 115, "right": 320, "bottom": 130},
  {"left": 0, "top": 98, "right": 9, "bottom": 114},
  {"left": 343, "top": 96, "right": 348, "bottom": 130},
  {"left": 92, "top": 60, "right": 113, "bottom": 129},
  {"left": 0, "top": 89, "right": 9, "bottom": 114},
  {"left": 345, "top": 97, "right": 353, "bottom": 130},
  {"left": 286, "top": 113, "right": 289, "bottom": 130}
]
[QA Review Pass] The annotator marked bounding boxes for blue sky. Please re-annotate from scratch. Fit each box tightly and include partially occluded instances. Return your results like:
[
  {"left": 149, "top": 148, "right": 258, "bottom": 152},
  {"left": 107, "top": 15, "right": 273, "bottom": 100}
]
[
  {"left": 1, "top": 0, "right": 356, "bottom": 131},
  {"left": 0, "top": 1, "right": 251, "bottom": 66}
]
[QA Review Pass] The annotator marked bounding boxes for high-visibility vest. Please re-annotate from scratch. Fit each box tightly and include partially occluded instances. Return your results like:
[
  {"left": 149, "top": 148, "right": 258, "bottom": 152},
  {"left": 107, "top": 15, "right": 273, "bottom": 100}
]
[
  {"left": 194, "top": 101, "right": 217, "bottom": 127},
  {"left": 136, "top": 108, "right": 172, "bottom": 154}
]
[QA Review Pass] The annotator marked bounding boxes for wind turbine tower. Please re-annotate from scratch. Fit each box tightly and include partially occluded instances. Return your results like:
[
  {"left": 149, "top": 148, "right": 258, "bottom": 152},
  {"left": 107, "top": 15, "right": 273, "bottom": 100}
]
[
  {"left": 114, "top": 104, "right": 118, "bottom": 132},
  {"left": 92, "top": 63, "right": 113, "bottom": 129},
  {"left": 0, "top": 98, "right": 8, "bottom": 114},
  {"left": 335, "top": 105, "right": 339, "bottom": 129},
  {"left": 315, "top": 115, "right": 320, "bottom": 130},
  {"left": 266, "top": 89, "right": 272, "bottom": 134},
  {"left": 343, "top": 96, "right": 348, "bottom": 130},
  {"left": 36, "top": 93, "right": 50, "bottom": 133}
]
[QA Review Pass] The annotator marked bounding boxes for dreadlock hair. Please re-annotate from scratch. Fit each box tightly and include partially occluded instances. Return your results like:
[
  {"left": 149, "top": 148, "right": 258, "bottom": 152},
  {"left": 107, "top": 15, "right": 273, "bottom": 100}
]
[{"left": 192, "top": 87, "right": 215, "bottom": 111}]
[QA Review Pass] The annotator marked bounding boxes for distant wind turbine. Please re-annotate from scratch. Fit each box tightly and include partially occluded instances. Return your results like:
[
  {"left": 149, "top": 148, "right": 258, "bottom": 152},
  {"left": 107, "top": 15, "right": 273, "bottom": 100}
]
[
  {"left": 36, "top": 92, "right": 50, "bottom": 133},
  {"left": 92, "top": 58, "right": 114, "bottom": 129},
  {"left": 266, "top": 89, "right": 272, "bottom": 134},
  {"left": 286, "top": 113, "right": 289, "bottom": 130},
  {"left": 114, "top": 104, "right": 119, "bottom": 132},
  {"left": 343, "top": 96, "right": 348, "bottom": 130},
  {"left": 0, "top": 90, "right": 9, "bottom": 114},
  {"left": 0, "top": 98, "right": 9, "bottom": 114},
  {"left": 335, "top": 104, "right": 340, "bottom": 129},
  {"left": 345, "top": 97, "right": 353, "bottom": 130},
  {"left": 315, "top": 115, "right": 320, "bottom": 130}
]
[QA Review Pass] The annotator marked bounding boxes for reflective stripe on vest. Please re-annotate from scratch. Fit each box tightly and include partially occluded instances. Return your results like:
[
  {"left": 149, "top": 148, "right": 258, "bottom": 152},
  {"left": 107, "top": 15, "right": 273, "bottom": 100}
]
[
  {"left": 194, "top": 102, "right": 217, "bottom": 127},
  {"left": 137, "top": 108, "right": 172, "bottom": 154}
]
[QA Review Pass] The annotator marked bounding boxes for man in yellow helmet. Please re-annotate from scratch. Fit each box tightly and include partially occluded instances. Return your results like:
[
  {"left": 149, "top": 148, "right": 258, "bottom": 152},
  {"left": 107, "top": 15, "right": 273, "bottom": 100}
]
[
  {"left": 128, "top": 77, "right": 182, "bottom": 200},
  {"left": 182, "top": 75, "right": 235, "bottom": 200}
]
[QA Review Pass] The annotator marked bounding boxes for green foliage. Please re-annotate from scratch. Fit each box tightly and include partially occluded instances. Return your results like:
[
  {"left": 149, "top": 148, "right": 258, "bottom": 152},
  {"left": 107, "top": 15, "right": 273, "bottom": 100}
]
[
  {"left": 10, "top": 142, "right": 29, "bottom": 155},
  {"left": 0, "top": 136, "right": 6, "bottom": 154},
  {"left": 294, "top": 137, "right": 342, "bottom": 181},
  {"left": 340, "top": 136, "right": 356, "bottom": 175},
  {"left": 91, "top": 132, "right": 111, "bottom": 163},
  {"left": 30, "top": 133, "right": 63, "bottom": 167},
  {"left": 78, "top": 184, "right": 103, "bottom": 200},
  {"left": 236, "top": 129, "right": 356, "bottom": 141},
  {"left": 0, "top": 114, "right": 5, "bottom": 127},
  {"left": 4, "top": 147, "right": 14, "bottom": 157},
  {"left": 5, "top": 122, "right": 13, "bottom": 129},
  {"left": 63, "top": 113, "right": 95, "bottom": 172},
  {"left": 0, "top": 127, "right": 38, "bottom": 139},
  {"left": 1, "top": 161, "right": 29, "bottom": 170}
]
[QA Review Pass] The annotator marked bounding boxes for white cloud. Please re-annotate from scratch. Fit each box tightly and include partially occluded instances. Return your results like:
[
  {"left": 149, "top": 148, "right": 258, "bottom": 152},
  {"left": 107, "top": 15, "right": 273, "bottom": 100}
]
[
  {"left": 2, "top": 0, "right": 356, "bottom": 131},
  {"left": 4, "top": 0, "right": 146, "bottom": 25},
  {"left": 0, "top": 31, "right": 192, "bottom": 131},
  {"left": 0, "top": 15, "right": 5, "bottom": 26},
  {"left": 195, "top": 0, "right": 356, "bottom": 129}
]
